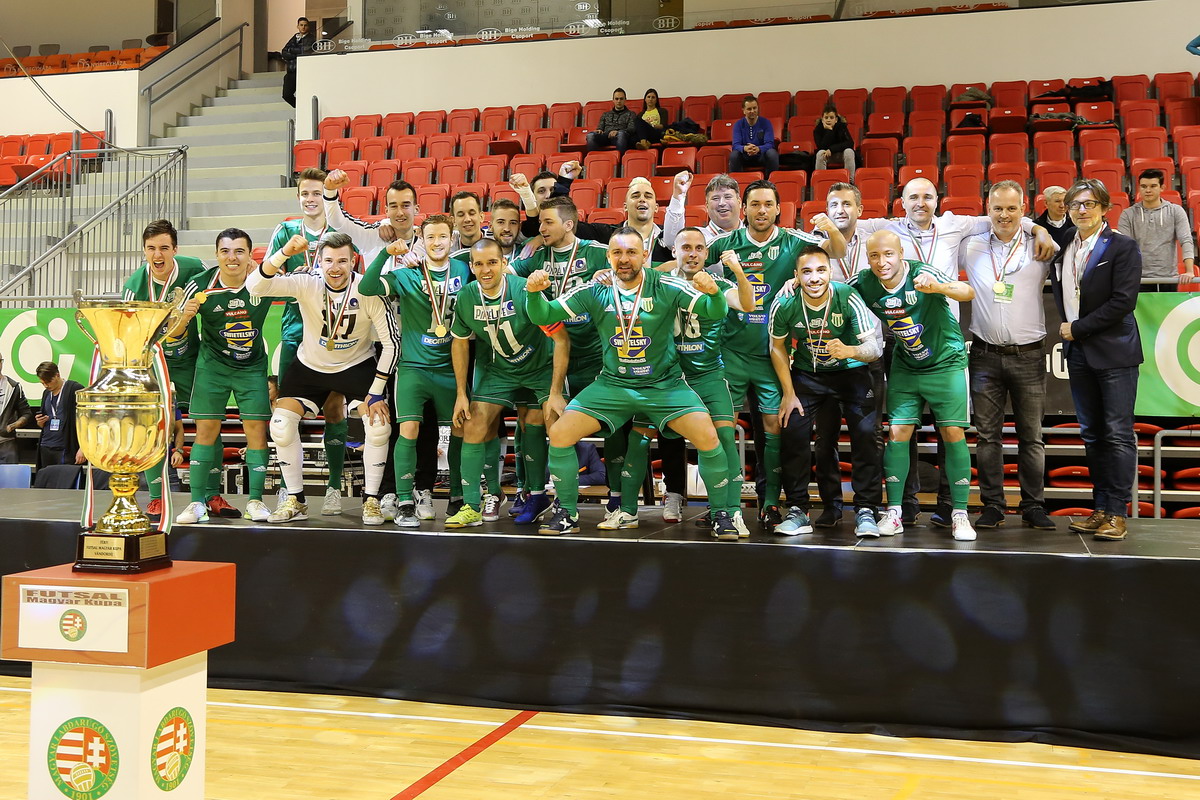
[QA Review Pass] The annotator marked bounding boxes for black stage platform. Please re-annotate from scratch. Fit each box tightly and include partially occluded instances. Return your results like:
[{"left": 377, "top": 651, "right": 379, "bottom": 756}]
[{"left": 2, "top": 489, "right": 1199, "bottom": 759}]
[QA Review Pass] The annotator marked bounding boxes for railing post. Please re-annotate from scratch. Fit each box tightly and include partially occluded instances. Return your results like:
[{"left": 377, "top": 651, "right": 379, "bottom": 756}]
[
  {"left": 287, "top": 118, "right": 296, "bottom": 178},
  {"left": 311, "top": 95, "right": 319, "bottom": 139},
  {"left": 179, "top": 146, "right": 188, "bottom": 228}
]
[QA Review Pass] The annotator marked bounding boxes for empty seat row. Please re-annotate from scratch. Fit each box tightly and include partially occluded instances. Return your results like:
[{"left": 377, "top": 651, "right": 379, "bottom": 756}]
[{"left": 0, "top": 47, "right": 168, "bottom": 77}]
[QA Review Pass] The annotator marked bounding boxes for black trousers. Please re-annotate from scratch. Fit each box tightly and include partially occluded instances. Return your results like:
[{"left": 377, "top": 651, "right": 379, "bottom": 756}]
[
  {"left": 813, "top": 358, "right": 886, "bottom": 507},
  {"left": 282, "top": 69, "right": 297, "bottom": 107}
]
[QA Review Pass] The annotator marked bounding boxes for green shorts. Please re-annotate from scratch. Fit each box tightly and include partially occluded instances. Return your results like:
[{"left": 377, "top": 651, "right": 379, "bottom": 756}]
[
  {"left": 565, "top": 357, "right": 601, "bottom": 399},
  {"left": 723, "top": 351, "right": 782, "bottom": 414},
  {"left": 394, "top": 365, "right": 456, "bottom": 424},
  {"left": 887, "top": 365, "right": 969, "bottom": 428},
  {"left": 568, "top": 375, "right": 707, "bottom": 438},
  {"left": 473, "top": 363, "right": 552, "bottom": 410},
  {"left": 164, "top": 354, "right": 196, "bottom": 414},
  {"left": 685, "top": 372, "right": 736, "bottom": 423},
  {"left": 188, "top": 353, "right": 271, "bottom": 420}
]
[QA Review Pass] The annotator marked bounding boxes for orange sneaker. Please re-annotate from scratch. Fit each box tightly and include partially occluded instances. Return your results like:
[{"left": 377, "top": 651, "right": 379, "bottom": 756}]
[
  {"left": 146, "top": 498, "right": 163, "bottom": 522},
  {"left": 207, "top": 495, "right": 241, "bottom": 518}
]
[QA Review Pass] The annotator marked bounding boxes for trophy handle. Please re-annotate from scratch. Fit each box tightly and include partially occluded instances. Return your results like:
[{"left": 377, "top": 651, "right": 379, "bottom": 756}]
[
  {"left": 164, "top": 287, "right": 187, "bottom": 332},
  {"left": 74, "top": 309, "right": 98, "bottom": 346}
]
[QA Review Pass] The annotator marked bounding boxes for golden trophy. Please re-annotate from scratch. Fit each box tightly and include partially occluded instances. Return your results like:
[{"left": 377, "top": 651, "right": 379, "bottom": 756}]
[{"left": 72, "top": 290, "right": 184, "bottom": 573}]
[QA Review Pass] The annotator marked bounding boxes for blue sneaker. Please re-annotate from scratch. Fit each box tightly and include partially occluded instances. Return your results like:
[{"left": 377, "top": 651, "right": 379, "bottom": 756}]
[
  {"left": 515, "top": 492, "right": 553, "bottom": 524},
  {"left": 854, "top": 508, "right": 880, "bottom": 538},
  {"left": 510, "top": 489, "right": 529, "bottom": 517},
  {"left": 774, "top": 507, "right": 813, "bottom": 536}
]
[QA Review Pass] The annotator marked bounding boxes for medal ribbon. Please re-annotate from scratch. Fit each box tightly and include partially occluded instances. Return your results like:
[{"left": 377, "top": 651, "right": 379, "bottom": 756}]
[
  {"left": 550, "top": 239, "right": 580, "bottom": 297},
  {"left": 615, "top": 277, "right": 646, "bottom": 355},
  {"left": 421, "top": 260, "right": 452, "bottom": 332},
  {"left": 907, "top": 225, "right": 938, "bottom": 266},
  {"left": 1071, "top": 235, "right": 1098, "bottom": 301},
  {"left": 148, "top": 261, "right": 177, "bottom": 303},
  {"left": 835, "top": 234, "right": 859, "bottom": 282},
  {"left": 323, "top": 273, "right": 355, "bottom": 350},
  {"left": 989, "top": 232, "right": 1025, "bottom": 283},
  {"left": 800, "top": 293, "right": 834, "bottom": 370}
]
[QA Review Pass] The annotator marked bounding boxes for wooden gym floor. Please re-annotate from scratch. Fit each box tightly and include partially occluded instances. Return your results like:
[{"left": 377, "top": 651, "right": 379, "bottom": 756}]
[{"left": 1, "top": 677, "right": 1198, "bottom": 799}]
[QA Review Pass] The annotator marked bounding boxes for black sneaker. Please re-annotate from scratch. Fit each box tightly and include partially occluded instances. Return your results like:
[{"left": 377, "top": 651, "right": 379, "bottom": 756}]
[
  {"left": 929, "top": 505, "right": 952, "bottom": 529},
  {"left": 758, "top": 505, "right": 783, "bottom": 528},
  {"left": 1022, "top": 506, "right": 1056, "bottom": 530},
  {"left": 901, "top": 501, "right": 921, "bottom": 525},
  {"left": 694, "top": 506, "right": 713, "bottom": 528},
  {"left": 711, "top": 510, "right": 739, "bottom": 541},
  {"left": 537, "top": 506, "right": 580, "bottom": 536},
  {"left": 976, "top": 506, "right": 1006, "bottom": 528},
  {"left": 814, "top": 504, "right": 843, "bottom": 528},
  {"left": 446, "top": 496, "right": 464, "bottom": 517}
]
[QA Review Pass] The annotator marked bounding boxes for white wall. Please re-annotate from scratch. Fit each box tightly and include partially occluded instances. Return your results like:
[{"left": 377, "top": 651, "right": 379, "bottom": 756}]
[
  {"left": 267, "top": 0, "right": 307, "bottom": 53},
  {"left": 2, "top": 0, "right": 156, "bottom": 54},
  {"left": 0, "top": 72, "right": 141, "bottom": 146},
  {"left": 296, "top": 0, "right": 1199, "bottom": 136}
]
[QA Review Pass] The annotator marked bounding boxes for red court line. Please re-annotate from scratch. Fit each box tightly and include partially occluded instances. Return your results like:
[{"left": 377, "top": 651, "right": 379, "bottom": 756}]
[{"left": 390, "top": 709, "right": 538, "bottom": 799}]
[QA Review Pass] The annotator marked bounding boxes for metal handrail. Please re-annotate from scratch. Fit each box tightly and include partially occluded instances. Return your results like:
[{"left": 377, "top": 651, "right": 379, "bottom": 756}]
[
  {"left": 1152, "top": 430, "right": 1200, "bottom": 518},
  {"left": 141, "top": 21, "right": 249, "bottom": 143}
]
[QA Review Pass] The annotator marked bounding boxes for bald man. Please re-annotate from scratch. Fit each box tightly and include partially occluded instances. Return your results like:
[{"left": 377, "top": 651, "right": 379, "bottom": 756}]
[{"left": 849, "top": 230, "right": 978, "bottom": 542}]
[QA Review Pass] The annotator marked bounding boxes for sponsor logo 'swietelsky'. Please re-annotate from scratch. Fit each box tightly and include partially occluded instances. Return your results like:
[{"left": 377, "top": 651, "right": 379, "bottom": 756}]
[
  {"left": 47, "top": 717, "right": 120, "bottom": 799},
  {"left": 151, "top": 707, "right": 196, "bottom": 791}
]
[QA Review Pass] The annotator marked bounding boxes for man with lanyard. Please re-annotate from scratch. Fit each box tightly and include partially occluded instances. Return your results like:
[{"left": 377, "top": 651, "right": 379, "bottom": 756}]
[
  {"left": 172, "top": 229, "right": 275, "bottom": 524},
  {"left": 770, "top": 245, "right": 882, "bottom": 538},
  {"left": 959, "top": 181, "right": 1057, "bottom": 532},
  {"left": 360, "top": 214, "right": 472, "bottom": 528},
  {"left": 705, "top": 179, "right": 846, "bottom": 529},
  {"left": 849, "top": 230, "right": 977, "bottom": 541},
  {"left": 247, "top": 232, "right": 399, "bottom": 525},
  {"left": 526, "top": 227, "right": 740, "bottom": 539},
  {"left": 510, "top": 197, "right": 617, "bottom": 509},
  {"left": 447, "top": 239, "right": 570, "bottom": 527},
  {"left": 662, "top": 172, "right": 745, "bottom": 248},
  {"left": 266, "top": 167, "right": 351, "bottom": 518},
  {"left": 121, "top": 219, "right": 207, "bottom": 522},
  {"left": 612, "top": 227, "right": 756, "bottom": 536},
  {"left": 856, "top": 177, "right": 1057, "bottom": 528}
]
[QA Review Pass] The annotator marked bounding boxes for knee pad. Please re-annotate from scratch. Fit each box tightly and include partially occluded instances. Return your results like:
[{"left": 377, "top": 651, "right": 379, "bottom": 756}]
[
  {"left": 363, "top": 415, "right": 392, "bottom": 448},
  {"left": 269, "top": 408, "right": 303, "bottom": 447}
]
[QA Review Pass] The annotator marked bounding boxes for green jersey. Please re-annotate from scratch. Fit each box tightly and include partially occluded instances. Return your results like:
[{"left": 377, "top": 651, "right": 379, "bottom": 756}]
[
  {"left": 360, "top": 251, "right": 471, "bottom": 370},
  {"left": 511, "top": 238, "right": 609, "bottom": 370},
  {"left": 121, "top": 256, "right": 206, "bottom": 362},
  {"left": 849, "top": 260, "right": 966, "bottom": 373},
  {"left": 768, "top": 282, "right": 877, "bottom": 373},
  {"left": 181, "top": 267, "right": 273, "bottom": 367},
  {"left": 451, "top": 274, "right": 555, "bottom": 379},
  {"left": 675, "top": 274, "right": 735, "bottom": 378},
  {"left": 266, "top": 219, "right": 337, "bottom": 342},
  {"left": 528, "top": 267, "right": 726, "bottom": 389},
  {"left": 706, "top": 226, "right": 824, "bottom": 356}
]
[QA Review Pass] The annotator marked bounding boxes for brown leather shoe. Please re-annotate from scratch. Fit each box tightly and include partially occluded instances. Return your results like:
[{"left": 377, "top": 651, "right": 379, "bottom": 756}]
[
  {"left": 1093, "top": 515, "right": 1128, "bottom": 541},
  {"left": 1068, "top": 510, "right": 1107, "bottom": 533}
]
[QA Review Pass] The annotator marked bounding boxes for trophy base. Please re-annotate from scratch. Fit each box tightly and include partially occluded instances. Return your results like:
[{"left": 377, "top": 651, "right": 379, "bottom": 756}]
[{"left": 74, "top": 531, "right": 173, "bottom": 574}]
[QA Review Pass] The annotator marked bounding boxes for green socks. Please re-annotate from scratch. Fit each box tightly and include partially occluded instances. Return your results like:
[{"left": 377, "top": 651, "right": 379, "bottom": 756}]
[
  {"left": 324, "top": 419, "right": 348, "bottom": 490},
  {"left": 393, "top": 435, "right": 418, "bottom": 499},
  {"left": 245, "top": 447, "right": 269, "bottom": 501},
  {"left": 548, "top": 444, "right": 579, "bottom": 515},
  {"left": 697, "top": 445, "right": 730, "bottom": 514},
  {"left": 620, "top": 432, "right": 653, "bottom": 514},
  {"left": 206, "top": 434, "right": 224, "bottom": 499},
  {"left": 945, "top": 436, "right": 972, "bottom": 511},
  {"left": 483, "top": 436, "right": 501, "bottom": 497},
  {"left": 523, "top": 424, "right": 548, "bottom": 494},
  {"left": 148, "top": 455, "right": 166, "bottom": 500},
  {"left": 604, "top": 428, "right": 628, "bottom": 497},
  {"left": 447, "top": 434, "right": 464, "bottom": 500},
  {"left": 460, "top": 441, "right": 485, "bottom": 506},
  {"left": 763, "top": 431, "right": 781, "bottom": 508},
  {"left": 188, "top": 442, "right": 218, "bottom": 503},
  {"left": 883, "top": 438, "right": 911, "bottom": 507},
  {"left": 513, "top": 425, "right": 526, "bottom": 491},
  {"left": 717, "top": 425, "right": 740, "bottom": 514}
]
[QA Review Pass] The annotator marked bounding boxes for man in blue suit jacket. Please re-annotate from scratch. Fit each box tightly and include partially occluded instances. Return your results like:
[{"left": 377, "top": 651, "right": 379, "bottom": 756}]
[{"left": 1049, "top": 179, "right": 1142, "bottom": 541}]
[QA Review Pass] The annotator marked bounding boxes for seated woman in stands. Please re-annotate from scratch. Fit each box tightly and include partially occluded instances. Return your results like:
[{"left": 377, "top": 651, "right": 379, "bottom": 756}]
[
  {"left": 813, "top": 104, "right": 856, "bottom": 179},
  {"left": 634, "top": 88, "right": 666, "bottom": 150}
]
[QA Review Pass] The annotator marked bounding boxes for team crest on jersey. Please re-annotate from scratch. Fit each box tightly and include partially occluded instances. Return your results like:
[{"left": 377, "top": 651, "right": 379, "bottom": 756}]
[
  {"left": 768, "top": 245, "right": 780, "bottom": 260},
  {"left": 150, "top": 707, "right": 195, "bottom": 791},
  {"left": 831, "top": 312, "right": 843, "bottom": 327},
  {"left": 639, "top": 297, "right": 654, "bottom": 312},
  {"left": 611, "top": 325, "right": 650, "bottom": 359},
  {"left": 48, "top": 717, "right": 119, "bottom": 799},
  {"left": 905, "top": 290, "right": 918, "bottom": 306},
  {"left": 447, "top": 276, "right": 464, "bottom": 292}
]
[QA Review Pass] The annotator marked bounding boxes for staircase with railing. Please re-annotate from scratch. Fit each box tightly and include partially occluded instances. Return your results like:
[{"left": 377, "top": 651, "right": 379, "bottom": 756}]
[{"left": 0, "top": 146, "right": 188, "bottom": 306}]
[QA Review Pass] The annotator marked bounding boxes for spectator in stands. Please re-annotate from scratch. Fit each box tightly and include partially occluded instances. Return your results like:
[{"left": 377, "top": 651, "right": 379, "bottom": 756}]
[
  {"left": 813, "top": 104, "right": 856, "bottom": 179},
  {"left": 450, "top": 191, "right": 486, "bottom": 251},
  {"left": 0, "top": 354, "right": 32, "bottom": 464},
  {"left": 1034, "top": 185, "right": 1075, "bottom": 250},
  {"left": 587, "top": 88, "right": 636, "bottom": 154},
  {"left": 959, "top": 181, "right": 1055, "bottom": 532},
  {"left": 729, "top": 95, "right": 778, "bottom": 176},
  {"left": 34, "top": 362, "right": 84, "bottom": 469},
  {"left": 513, "top": 169, "right": 569, "bottom": 238},
  {"left": 575, "top": 441, "right": 606, "bottom": 486},
  {"left": 281, "top": 17, "right": 315, "bottom": 108},
  {"left": 1188, "top": 33, "right": 1200, "bottom": 56},
  {"left": 662, "top": 172, "right": 744, "bottom": 247},
  {"left": 1050, "top": 179, "right": 1142, "bottom": 542},
  {"left": 633, "top": 88, "right": 667, "bottom": 150},
  {"left": 1117, "top": 168, "right": 1196, "bottom": 288}
]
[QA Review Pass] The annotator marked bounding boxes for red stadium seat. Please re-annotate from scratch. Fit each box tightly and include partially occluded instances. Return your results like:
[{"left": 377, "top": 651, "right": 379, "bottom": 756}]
[
  {"left": 494, "top": 130, "right": 528, "bottom": 151},
  {"left": 902, "top": 136, "right": 941, "bottom": 167},
  {"left": 402, "top": 158, "right": 436, "bottom": 186},
  {"left": 514, "top": 103, "right": 547, "bottom": 131},
  {"left": 331, "top": 161, "right": 367, "bottom": 186},
  {"left": 382, "top": 112, "right": 414, "bottom": 138},
  {"left": 1048, "top": 466, "right": 1090, "bottom": 488},
  {"left": 649, "top": 175, "right": 674, "bottom": 204},
  {"left": 1078, "top": 128, "right": 1121, "bottom": 162},
  {"left": 696, "top": 146, "right": 728, "bottom": 175},
  {"left": 456, "top": 132, "right": 489, "bottom": 161},
  {"left": 773, "top": 171, "right": 807, "bottom": 205},
  {"left": 948, "top": 109, "right": 987, "bottom": 136},
  {"left": 1172, "top": 507, "right": 1200, "bottom": 519},
  {"left": 489, "top": 182, "right": 520, "bottom": 206},
  {"left": 548, "top": 102, "right": 582, "bottom": 131},
  {"left": 860, "top": 138, "right": 898, "bottom": 170},
  {"left": 414, "top": 110, "right": 446, "bottom": 137},
  {"left": 659, "top": 147, "right": 696, "bottom": 174},
  {"left": 727, "top": 171, "right": 764, "bottom": 187},
  {"left": 941, "top": 195, "right": 982, "bottom": 215},
  {"left": 426, "top": 133, "right": 458, "bottom": 161},
  {"left": 589, "top": 208, "right": 626, "bottom": 225},
  {"left": 359, "top": 136, "right": 391, "bottom": 163},
  {"left": 546, "top": 153, "right": 575, "bottom": 175},
  {"left": 946, "top": 134, "right": 985, "bottom": 165},
  {"left": 786, "top": 117, "right": 816, "bottom": 150},
  {"left": 565, "top": 127, "right": 589, "bottom": 148},
  {"left": 1028, "top": 78, "right": 1066, "bottom": 99},
  {"left": 1118, "top": 100, "right": 1160, "bottom": 131},
  {"left": 447, "top": 108, "right": 479, "bottom": 135},
  {"left": 1130, "top": 156, "right": 1175, "bottom": 185},
  {"left": 1033, "top": 130, "right": 1074, "bottom": 163},
  {"left": 945, "top": 164, "right": 983, "bottom": 197},
  {"left": 854, "top": 167, "right": 893, "bottom": 203},
  {"left": 1154, "top": 71, "right": 1194, "bottom": 102},
  {"left": 709, "top": 119, "right": 738, "bottom": 144},
  {"left": 898, "top": 165, "right": 940, "bottom": 189},
  {"left": 293, "top": 140, "right": 325, "bottom": 172},
  {"left": 472, "top": 155, "right": 508, "bottom": 185},
  {"left": 0, "top": 135, "right": 27, "bottom": 158},
  {"left": 870, "top": 86, "right": 907, "bottom": 114},
  {"left": 717, "top": 93, "right": 748, "bottom": 118},
  {"left": 1165, "top": 97, "right": 1200, "bottom": 129},
  {"left": 908, "top": 84, "right": 946, "bottom": 112},
  {"left": 1080, "top": 158, "right": 1124, "bottom": 192},
  {"left": 758, "top": 92, "right": 790, "bottom": 120},
  {"left": 582, "top": 101, "right": 610, "bottom": 130},
  {"left": 801, "top": 199, "right": 827, "bottom": 223},
  {"left": 583, "top": 150, "right": 620, "bottom": 182},
  {"left": 987, "top": 161, "right": 1030, "bottom": 188},
  {"left": 479, "top": 106, "right": 512, "bottom": 134},
  {"left": 570, "top": 178, "right": 604, "bottom": 211},
  {"left": 1112, "top": 74, "right": 1150, "bottom": 104},
  {"left": 324, "top": 137, "right": 358, "bottom": 165},
  {"left": 318, "top": 116, "right": 349, "bottom": 141},
  {"left": 22, "top": 134, "right": 52, "bottom": 156},
  {"left": 621, "top": 150, "right": 657, "bottom": 179},
  {"left": 682, "top": 95, "right": 717, "bottom": 127},
  {"left": 1035, "top": 160, "right": 1079, "bottom": 189},
  {"left": 794, "top": 91, "right": 829, "bottom": 120},
  {"left": 1030, "top": 103, "right": 1076, "bottom": 132},
  {"left": 529, "top": 129, "right": 564, "bottom": 155},
  {"left": 340, "top": 186, "right": 375, "bottom": 217},
  {"left": 778, "top": 201, "right": 797, "bottom": 229},
  {"left": 988, "top": 107, "right": 1028, "bottom": 134},
  {"left": 810, "top": 169, "right": 849, "bottom": 200},
  {"left": 367, "top": 160, "right": 401, "bottom": 189},
  {"left": 349, "top": 114, "right": 381, "bottom": 139},
  {"left": 437, "top": 156, "right": 471, "bottom": 185},
  {"left": 509, "top": 153, "right": 545, "bottom": 178},
  {"left": 1075, "top": 102, "right": 1116, "bottom": 127},
  {"left": 832, "top": 88, "right": 868, "bottom": 118},
  {"left": 988, "top": 133, "right": 1028, "bottom": 165},
  {"left": 391, "top": 137, "right": 423, "bottom": 162},
  {"left": 949, "top": 82, "right": 988, "bottom": 110},
  {"left": 415, "top": 183, "right": 451, "bottom": 212},
  {"left": 907, "top": 111, "right": 944, "bottom": 139},
  {"left": 866, "top": 112, "right": 905, "bottom": 139},
  {"left": 1125, "top": 126, "right": 1168, "bottom": 160},
  {"left": 990, "top": 80, "right": 1028, "bottom": 108}
]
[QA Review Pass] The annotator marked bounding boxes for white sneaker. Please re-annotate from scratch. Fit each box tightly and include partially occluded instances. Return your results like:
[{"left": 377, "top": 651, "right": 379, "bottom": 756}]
[
  {"left": 243, "top": 499, "right": 270, "bottom": 522},
  {"left": 597, "top": 508, "right": 639, "bottom": 529},
  {"left": 362, "top": 497, "right": 384, "bottom": 526},
  {"left": 276, "top": 484, "right": 289, "bottom": 507},
  {"left": 269, "top": 495, "right": 309, "bottom": 523},
  {"left": 952, "top": 510, "right": 977, "bottom": 541},
  {"left": 733, "top": 510, "right": 751, "bottom": 538},
  {"left": 380, "top": 492, "right": 398, "bottom": 521},
  {"left": 878, "top": 507, "right": 904, "bottom": 537},
  {"left": 482, "top": 493, "right": 506, "bottom": 522},
  {"left": 413, "top": 488, "right": 435, "bottom": 520},
  {"left": 175, "top": 501, "right": 209, "bottom": 525},
  {"left": 662, "top": 492, "right": 684, "bottom": 522},
  {"left": 395, "top": 502, "right": 420, "bottom": 528},
  {"left": 322, "top": 487, "right": 343, "bottom": 515}
]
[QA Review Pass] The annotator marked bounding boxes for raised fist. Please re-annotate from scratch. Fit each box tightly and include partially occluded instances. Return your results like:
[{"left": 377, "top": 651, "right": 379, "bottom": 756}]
[
  {"left": 525, "top": 269, "right": 551, "bottom": 292},
  {"left": 692, "top": 270, "right": 718, "bottom": 295},
  {"left": 386, "top": 239, "right": 410, "bottom": 257},
  {"left": 324, "top": 170, "right": 350, "bottom": 191},
  {"left": 673, "top": 170, "right": 692, "bottom": 198},
  {"left": 509, "top": 173, "right": 530, "bottom": 192},
  {"left": 282, "top": 234, "right": 309, "bottom": 257}
]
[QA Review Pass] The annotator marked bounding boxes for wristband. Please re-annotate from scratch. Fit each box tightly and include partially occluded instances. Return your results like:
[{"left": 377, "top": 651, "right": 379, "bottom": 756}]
[
  {"left": 269, "top": 250, "right": 290, "bottom": 269},
  {"left": 323, "top": 193, "right": 338, "bottom": 202},
  {"left": 366, "top": 393, "right": 387, "bottom": 407},
  {"left": 368, "top": 375, "right": 389, "bottom": 396}
]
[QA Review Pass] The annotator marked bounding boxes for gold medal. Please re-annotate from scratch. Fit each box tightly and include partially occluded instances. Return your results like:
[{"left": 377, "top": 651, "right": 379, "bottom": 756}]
[
  {"left": 325, "top": 338, "right": 336, "bottom": 351},
  {"left": 193, "top": 291, "right": 207, "bottom": 304},
  {"left": 435, "top": 324, "right": 448, "bottom": 337},
  {"left": 993, "top": 281, "right": 1006, "bottom": 295}
]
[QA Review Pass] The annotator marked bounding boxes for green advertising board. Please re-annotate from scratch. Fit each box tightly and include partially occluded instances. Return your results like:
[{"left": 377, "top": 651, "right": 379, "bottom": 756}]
[
  {"left": 1134, "top": 293, "right": 1200, "bottom": 418},
  {"left": 0, "top": 304, "right": 285, "bottom": 406}
]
